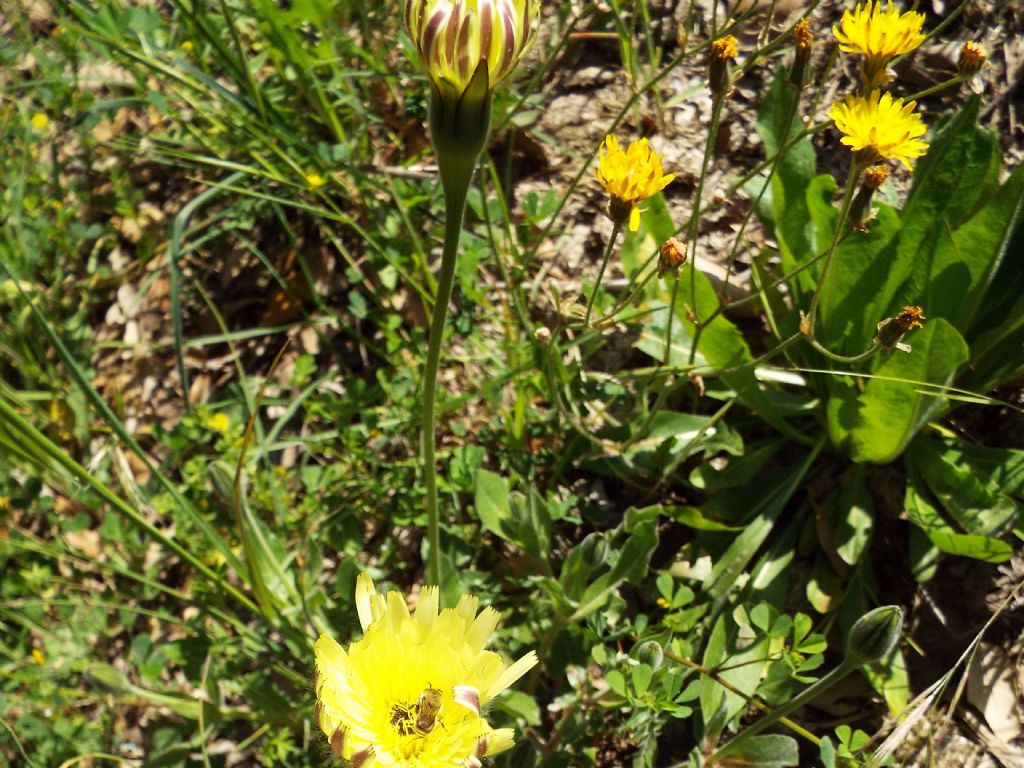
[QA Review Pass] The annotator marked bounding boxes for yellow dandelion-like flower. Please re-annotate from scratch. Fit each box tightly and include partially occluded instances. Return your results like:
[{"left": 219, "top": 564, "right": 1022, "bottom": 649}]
[
  {"left": 595, "top": 136, "right": 675, "bottom": 232},
  {"left": 833, "top": 1, "right": 925, "bottom": 88},
  {"left": 305, "top": 172, "right": 327, "bottom": 189},
  {"left": 30, "top": 112, "right": 50, "bottom": 131},
  {"left": 314, "top": 573, "right": 538, "bottom": 768},
  {"left": 828, "top": 90, "right": 928, "bottom": 169}
]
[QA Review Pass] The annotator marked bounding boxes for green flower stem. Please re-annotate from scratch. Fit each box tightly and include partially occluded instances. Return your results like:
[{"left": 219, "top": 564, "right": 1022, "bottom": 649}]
[
  {"left": 422, "top": 160, "right": 474, "bottom": 588},
  {"left": 584, "top": 223, "right": 622, "bottom": 328},
  {"left": 805, "top": 160, "right": 861, "bottom": 335},
  {"left": 710, "top": 657, "right": 858, "bottom": 762},
  {"left": 674, "top": 91, "right": 725, "bottom": 366},
  {"left": 662, "top": 648, "right": 821, "bottom": 747}
]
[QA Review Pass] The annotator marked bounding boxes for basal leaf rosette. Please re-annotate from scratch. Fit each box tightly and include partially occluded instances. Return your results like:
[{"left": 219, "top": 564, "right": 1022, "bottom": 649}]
[
  {"left": 828, "top": 90, "right": 928, "bottom": 169},
  {"left": 314, "top": 573, "right": 538, "bottom": 768}
]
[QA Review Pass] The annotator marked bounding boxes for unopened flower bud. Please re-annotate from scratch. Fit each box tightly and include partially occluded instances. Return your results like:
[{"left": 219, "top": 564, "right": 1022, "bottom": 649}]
[
  {"left": 958, "top": 41, "right": 987, "bottom": 78},
  {"left": 788, "top": 19, "right": 814, "bottom": 90},
  {"left": 845, "top": 605, "right": 903, "bottom": 665},
  {"left": 848, "top": 164, "right": 888, "bottom": 232},
  {"left": 658, "top": 236, "right": 687, "bottom": 278},
  {"left": 709, "top": 35, "right": 738, "bottom": 98},
  {"left": 635, "top": 640, "right": 664, "bottom": 671},
  {"left": 873, "top": 306, "right": 924, "bottom": 353},
  {"left": 534, "top": 326, "right": 552, "bottom": 346}
]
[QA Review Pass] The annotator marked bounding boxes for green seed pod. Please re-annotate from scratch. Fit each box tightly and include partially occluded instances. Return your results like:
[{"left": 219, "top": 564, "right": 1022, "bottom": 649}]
[
  {"left": 845, "top": 605, "right": 903, "bottom": 665},
  {"left": 635, "top": 640, "right": 664, "bottom": 671}
]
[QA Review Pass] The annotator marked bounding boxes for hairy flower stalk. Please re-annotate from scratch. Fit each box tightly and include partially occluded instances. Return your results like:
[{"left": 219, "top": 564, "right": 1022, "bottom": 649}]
[
  {"left": 405, "top": 0, "right": 538, "bottom": 585},
  {"left": 315, "top": 573, "right": 538, "bottom": 767}
]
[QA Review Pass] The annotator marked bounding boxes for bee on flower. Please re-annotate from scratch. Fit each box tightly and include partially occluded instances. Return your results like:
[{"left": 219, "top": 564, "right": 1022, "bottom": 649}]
[
  {"left": 833, "top": 1, "right": 925, "bottom": 89},
  {"left": 595, "top": 136, "right": 675, "bottom": 232},
  {"left": 314, "top": 573, "right": 538, "bottom": 767}
]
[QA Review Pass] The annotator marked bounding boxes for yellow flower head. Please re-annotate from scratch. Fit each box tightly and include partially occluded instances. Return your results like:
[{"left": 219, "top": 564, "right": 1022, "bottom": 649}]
[
  {"left": 794, "top": 18, "right": 813, "bottom": 51},
  {"left": 305, "top": 172, "right": 327, "bottom": 189},
  {"left": 314, "top": 573, "right": 538, "bottom": 768},
  {"left": 30, "top": 112, "right": 50, "bottom": 131},
  {"left": 833, "top": 1, "right": 925, "bottom": 87},
  {"left": 828, "top": 90, "right": 928, "bottom": 169},
  {"left": 405, "top": 0, "right": 539, "bottom": 102},
  {"left": 711, "top": 35, "right": 739, "bottom": 62},
  {"left": 596, "top": 136, "right": 675, "bottom": 232}
]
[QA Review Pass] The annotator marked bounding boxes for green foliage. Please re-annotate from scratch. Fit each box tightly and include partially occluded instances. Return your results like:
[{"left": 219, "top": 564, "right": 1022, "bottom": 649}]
[{"left": 1, "top": 0, "right": 1021, "bottom": 765}]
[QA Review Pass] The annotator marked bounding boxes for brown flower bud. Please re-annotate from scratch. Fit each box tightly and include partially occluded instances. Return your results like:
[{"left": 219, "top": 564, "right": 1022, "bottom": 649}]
[
  {"left": 873, "top": 306, "right": 925, "bottom": 353},
  {"left": 848, "top": 164, "right": 889, "bottom": 232},
  {"left": 709, "top": 35, "right": 738, "bottom": 97},
  {"left": 658, "top": 236, "right": 687, "bottom": 278},
  {"left": 958, "top": 41, "right": 987, "bottom": 77},
  {"left": 788, "top": 19, "right": 814, "bottom": 90}
]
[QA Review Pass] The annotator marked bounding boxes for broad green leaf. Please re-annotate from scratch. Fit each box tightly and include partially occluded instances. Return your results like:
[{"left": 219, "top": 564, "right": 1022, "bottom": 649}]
[
  {"left": 705, "top": 446, "right": 820, "bottom": 599},
  {"left": 700, "top": 614, "right": 773, "bottom": 728},
  {"left": 833, "top": 466, "right": 873, "bottom": 566},
  {"left": 474, "top": 469, "right": 513, "bottom": 540},
  {"left": 924, "top": 163, "right": 1024, "bottom": 332},
  {"left": 863, "top": 646, "right": 910, "bottom": 715},
  {"left": 722, "top": 735, "right": 799, "bottom": 767},
  {"left": 816, "top": 204, "right": 900, "bottom": 352},
  {"left": 568, "top": 520, "right": 657, "bottom": 622},
  {"left": 753, "top": 71, "right": 818, "bottom": 304},
  {"left": 845, "top": 319, "right": 969, "bottom": 463},
  {"left": 638, "top": 276, "right": 799, "bottom": 440},
  {"left": 905, "top": 472, "right": 1013, "bottom": 563},
  {"left": 908, "top": 437, "right": 1019, "bottom": 535}
]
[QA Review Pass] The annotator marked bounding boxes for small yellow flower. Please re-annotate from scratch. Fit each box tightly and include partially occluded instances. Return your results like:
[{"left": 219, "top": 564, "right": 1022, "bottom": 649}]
[
  {"left": 181, "top": 40, "right": 194, "bottom": 53},
  {"left": 32, "top": 649, "right": 45, "bottom": 665},
  {"left": 305, "top": 172, "right": 327, "bottom": 189},
  {"left": 596, "top": 136, "right": 675, "bottom": 232},
  {"left": 314, "top": 573, "right": 538, "bottom": 768},
  {"left": 204, "top": 412, "right": 230, "bottom": 433},
  {"left": 828, "top": 90, "right": 928, "bottom": 169},
  {"left": 711, "top": 35, "right": 739, "bottom": 62},
  {"left": 30, "top": 112, "right": 50, "bottom": 131},
  {"left": 833, "top": 1, "right": 925, "bottom": 88}
]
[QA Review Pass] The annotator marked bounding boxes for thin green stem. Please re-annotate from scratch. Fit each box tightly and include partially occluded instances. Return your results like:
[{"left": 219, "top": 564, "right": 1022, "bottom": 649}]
[
  {"left": 422, "top": 166, "right": 473, "bottom": 588},
  {"left": 805, "top": 160, "right": 861, "bottom": 334},
  {"left": 677, "top": 93, "right": 726, "bottom": 366},
  {"left": 584, "top": 224, "right": 622, "bottom": 328},
  {"left": 711, "top": 659, "right": 858, "bottom": 762}
]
